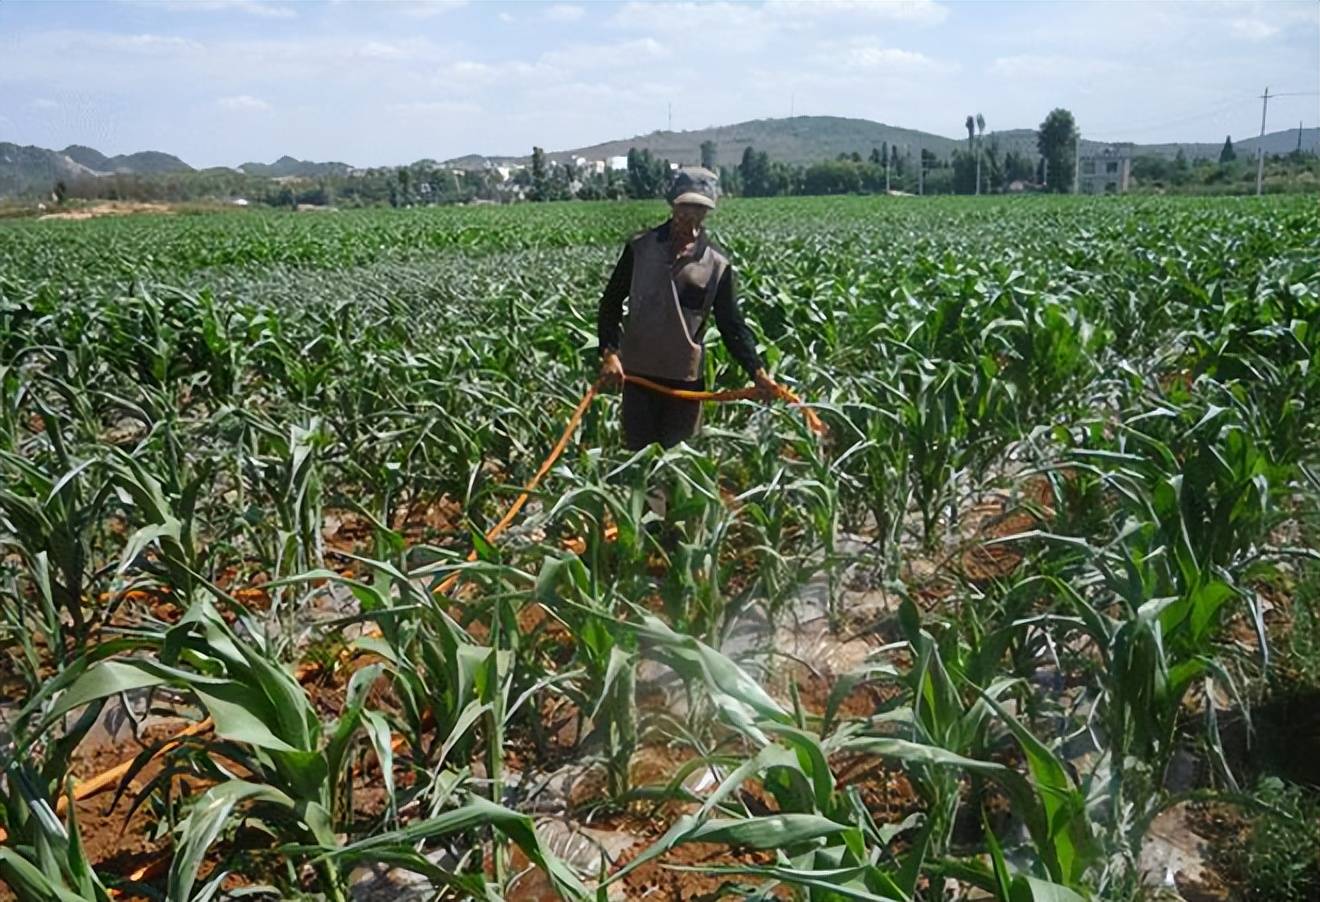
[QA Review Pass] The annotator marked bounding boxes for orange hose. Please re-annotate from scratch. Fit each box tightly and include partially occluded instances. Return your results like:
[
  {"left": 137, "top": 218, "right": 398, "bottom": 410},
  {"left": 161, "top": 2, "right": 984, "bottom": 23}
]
[
  {"left": 431, "top": 373, "right": 822, "bottom": 598},
  {"left": 623, "top": 373, "right": 828, "bottom": 436}
]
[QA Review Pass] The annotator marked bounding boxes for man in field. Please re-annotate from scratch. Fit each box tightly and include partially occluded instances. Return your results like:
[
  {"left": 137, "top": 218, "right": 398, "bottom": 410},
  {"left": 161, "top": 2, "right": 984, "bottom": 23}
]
[{"left": 597, "top": 166, "right": 778, "bottom": 451}]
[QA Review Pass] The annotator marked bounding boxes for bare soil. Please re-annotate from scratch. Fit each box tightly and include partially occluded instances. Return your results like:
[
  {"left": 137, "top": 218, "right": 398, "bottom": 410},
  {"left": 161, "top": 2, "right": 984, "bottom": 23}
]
[{"left": 38, "top": 202, "right": 174, "bottom": 221}]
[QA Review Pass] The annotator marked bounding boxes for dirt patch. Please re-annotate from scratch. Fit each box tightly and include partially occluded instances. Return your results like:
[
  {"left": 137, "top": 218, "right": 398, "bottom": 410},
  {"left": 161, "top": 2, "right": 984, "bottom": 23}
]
[{"left": 38, "top": 202, "right": 174, "bottom": 221}]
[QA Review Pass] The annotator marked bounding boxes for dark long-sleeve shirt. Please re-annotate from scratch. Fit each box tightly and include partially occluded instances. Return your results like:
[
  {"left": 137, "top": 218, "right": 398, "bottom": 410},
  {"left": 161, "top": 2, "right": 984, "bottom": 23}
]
[{"left": 597, "top": 233, "right": 764, "bottom": 381}]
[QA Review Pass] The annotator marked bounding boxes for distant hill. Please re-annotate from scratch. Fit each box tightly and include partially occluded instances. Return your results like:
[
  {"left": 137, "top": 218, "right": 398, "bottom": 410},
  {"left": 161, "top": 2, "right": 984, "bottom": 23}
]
[
  {"left": 63, "top": 145, "right": 191, "bottom": 174},
  {"left": 1, "top": 142, "right": 194, "bottom": 197},
  {"left": 2, "top": 121, "right": 1316, "bottom": 199},
  {"left": 238, "top": 155, "right": 351, "bottom": 178},
  {"left": 0, "top": 144, "right": 349, "bottom": 197},
  {"left": 0, "top": 143, "right": 99, "bottom": 197},
  {"left": 445, "top": 116, "right": 1318, "bottom": 169},
  {"left": 443, "top": 116, "right": 964, "bottom": 169},
  {"left": 1117, "top": 127, "right": 1319, "bottom": 160},
  {"left": 566, "top": 116, "right": 961, "bottom": 167}
]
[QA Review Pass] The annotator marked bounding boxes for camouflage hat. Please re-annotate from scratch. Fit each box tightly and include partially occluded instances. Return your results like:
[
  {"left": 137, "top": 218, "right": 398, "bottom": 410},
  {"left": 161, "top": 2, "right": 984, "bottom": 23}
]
[{"left": 667, "top": 166, "right": 719, "bottom": 208}]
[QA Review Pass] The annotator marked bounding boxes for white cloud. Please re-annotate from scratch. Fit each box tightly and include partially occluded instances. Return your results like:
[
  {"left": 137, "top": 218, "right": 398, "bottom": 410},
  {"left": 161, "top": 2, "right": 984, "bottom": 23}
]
[
  {"left": 839, "top": 46, "right": 946, "bottom": 71},
  {"left": 499, "top": 12, "right": 515, "bottom": 23},
  {"left": 387, "top": 100, "right": 480, "bottom": 114},
  {"left": 436, "top": 60, "right": 499, "bottom": 83},
  {"left": 218, "top": 94, "right": 272, "bottom": 112},
  {"left": 84, "top": 33, "right": 205, "bottom": 55},
  {"left": 358, "top": 41, "right": 411, "bottom": 60},
  {"left": 989, "top": 54, "right": 1119, "bottom": 80},
  {"left": 397, "top": 0, "right": 469, "bottom": 19},
  {"left": 541, "top": 37, "right": 669, "bottom": 71},
  {"left": 30, "top": 98, "right": 60, "bottom": 110},
  {"left": 611, "top": 1, "right": 778, "bottom": 36},
  {"left": 1230, "top": 18, "right": 1278, "bottom": 40},
  {"left": 153, "top": 1, "right": 297, "bottom": 19},
  {"left": 613, "top": 0, "right": 948, "bottom": 32},
  {"left": 776, "top": 0, "right": 949, "bottom": 27},
  {"left": 545, "top": 4, "right": 585, "bottom": 22},
  {"left": 432, "top": 58, "right": 560, "bottom": 87}
]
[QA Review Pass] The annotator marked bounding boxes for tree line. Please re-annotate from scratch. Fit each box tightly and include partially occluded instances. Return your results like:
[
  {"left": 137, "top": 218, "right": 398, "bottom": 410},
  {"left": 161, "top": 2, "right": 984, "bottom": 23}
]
[{"left": 32, "top": 106, "right": 1316, "bottom": 209}]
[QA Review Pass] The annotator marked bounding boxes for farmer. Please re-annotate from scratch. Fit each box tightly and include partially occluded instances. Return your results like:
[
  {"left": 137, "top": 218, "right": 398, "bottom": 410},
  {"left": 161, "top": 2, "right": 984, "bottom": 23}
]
[{"left": 597, "top": 166, "right": 778, "bottom": 451}]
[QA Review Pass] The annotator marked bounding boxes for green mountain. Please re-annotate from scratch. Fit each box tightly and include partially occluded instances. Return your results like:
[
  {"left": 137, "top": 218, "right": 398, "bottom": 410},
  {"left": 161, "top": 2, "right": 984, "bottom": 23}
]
[
  {"left": 455, "top": 116, "right": 960, "bottom": 169},
  {"left": 446, "top": 116, "right": 1318, "bottom": 169},
  {"left": 1114, "top": 127, "right": 1318, "bottom": 160},
  {"left": 238, "top": 155, "right": 352, "bottom": 178},
  {"left": 60, "top": 144, "right": 113, "bottom": 171},
  {"left": 0, "top": 143, "right": 101, "bottom": 197},
  {"left": 565, "top": 116, "right": 959, "bottom": 167},
  {"left": 62, "top": 145, "right": 191, "bottom": 174},
  {"left": 2, "top": 120, "right": 1315, "bottom": 200}
]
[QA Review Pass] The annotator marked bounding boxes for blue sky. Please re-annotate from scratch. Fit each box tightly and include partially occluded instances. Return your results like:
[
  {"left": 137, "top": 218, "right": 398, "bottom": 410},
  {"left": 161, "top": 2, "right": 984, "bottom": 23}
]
[{"left": 1, "top": 0, "right": 1316, "bottom": 168}]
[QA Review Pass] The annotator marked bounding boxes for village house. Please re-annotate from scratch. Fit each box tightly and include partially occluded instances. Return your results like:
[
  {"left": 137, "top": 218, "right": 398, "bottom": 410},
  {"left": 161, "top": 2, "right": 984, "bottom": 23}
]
[{"left": 1078, "top": 143, "right": 1133, "bottom": 194}]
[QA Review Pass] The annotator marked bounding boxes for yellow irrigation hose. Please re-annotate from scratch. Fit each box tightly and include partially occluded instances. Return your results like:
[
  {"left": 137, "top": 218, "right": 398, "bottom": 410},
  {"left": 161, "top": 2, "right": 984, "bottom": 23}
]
[
  {"left": 36, "top": 373, "right": 822, "bottom": 890},
  {"left": 432, "top": 373, "right": 823, "bottom": 596}
]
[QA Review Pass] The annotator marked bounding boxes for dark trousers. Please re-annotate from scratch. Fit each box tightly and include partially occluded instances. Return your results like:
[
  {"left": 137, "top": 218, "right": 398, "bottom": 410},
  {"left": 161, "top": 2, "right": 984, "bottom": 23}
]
[{"left": 621, "top": 379, "right": 702, "bottom": 451}]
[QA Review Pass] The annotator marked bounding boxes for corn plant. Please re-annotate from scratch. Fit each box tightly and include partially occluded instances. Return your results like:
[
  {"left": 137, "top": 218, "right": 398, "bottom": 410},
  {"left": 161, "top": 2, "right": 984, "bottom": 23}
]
[{"left": 2, "top": 194, "right": 1318, "bottom": 900}]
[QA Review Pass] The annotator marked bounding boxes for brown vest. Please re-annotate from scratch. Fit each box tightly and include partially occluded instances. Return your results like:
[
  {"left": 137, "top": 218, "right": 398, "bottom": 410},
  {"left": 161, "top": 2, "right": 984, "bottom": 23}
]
[{"left": 619, "top": 225, "right": 729, "bottom": 382}]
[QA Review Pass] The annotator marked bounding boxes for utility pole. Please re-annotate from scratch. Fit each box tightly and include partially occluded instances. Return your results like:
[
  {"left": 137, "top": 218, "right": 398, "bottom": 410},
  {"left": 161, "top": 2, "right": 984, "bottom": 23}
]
[
  {"left": 1299, "top": 120, "right": 1305, "bottom": 154},
  {"left": 1255, "top": 86, "right": 1270, "bottom": 196},
  {"left": 668, "top": 102, "right": 673, "bottom": 133},
  {"left": 918, "top": 147, "right": 924, "bottom": 195},
  {"left": 790, "top": 91, "right": 795, "bottom": 118}
]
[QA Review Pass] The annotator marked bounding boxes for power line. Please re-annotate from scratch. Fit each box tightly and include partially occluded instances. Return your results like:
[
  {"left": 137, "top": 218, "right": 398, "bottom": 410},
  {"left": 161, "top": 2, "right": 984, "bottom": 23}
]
[
  {"left": 1087, "top": 94, "right": 1256, "bottom": 137},
  {"left": 1086, "top": 90, "right": 1316, "bottom": 141}
]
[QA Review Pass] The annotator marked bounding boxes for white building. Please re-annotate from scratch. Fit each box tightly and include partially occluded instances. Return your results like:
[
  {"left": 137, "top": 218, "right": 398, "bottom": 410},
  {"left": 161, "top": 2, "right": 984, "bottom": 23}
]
[
  {"left": 608, "top": 155, "right": 628, "bottom": 171},
  {"left": 1078, "top": 144, "right": 1133, "bottom": 194}
]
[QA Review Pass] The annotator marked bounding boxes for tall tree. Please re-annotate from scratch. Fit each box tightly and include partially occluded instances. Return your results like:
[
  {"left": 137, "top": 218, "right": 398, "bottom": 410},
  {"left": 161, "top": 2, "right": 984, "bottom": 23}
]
[
  {"left": 965, "top": 115, "right": 975, "bottom": 150},
  {"left": 739, "top": 146, "right": 776, "bottom": 197},
  {"left": 626, "top": 147, "right": 665, "bottom": 198},
  {"left": 952, "top": 150, "right": 977, "bottom": 194},
  {"left": 397, "top": 167, "right": 412, "bottom": 205},
  {"left": 1036, "top": 108, "right": 1077, "bottom": 194},
  {"left": 700, "top": 139, "right": 718, "bottom": 170},
  {"left": 1003, "top": 150, "right": 1034, "bottom": 184},
  {"left": 975, "top": 112, "right": 985, "bottom": 195},
  {"left": 530, "top": 146, "right": 548, "bottom": 201},
  {"left": 1219, "top": 135, "right": 1236, "bottom": 164}
]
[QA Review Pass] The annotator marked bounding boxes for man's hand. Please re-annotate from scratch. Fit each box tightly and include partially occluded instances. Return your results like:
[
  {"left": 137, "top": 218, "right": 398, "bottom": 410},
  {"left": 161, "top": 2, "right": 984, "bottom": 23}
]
[
  {"left": 752, "top": 368, "right": 779, "bottom": 401},
  {"left": 600, "top": 351, "right": 625, "bottom": 390}
]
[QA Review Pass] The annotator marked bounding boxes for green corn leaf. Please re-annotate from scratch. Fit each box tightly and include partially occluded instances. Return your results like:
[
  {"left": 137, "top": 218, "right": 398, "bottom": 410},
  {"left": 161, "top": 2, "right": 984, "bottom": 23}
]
[
  {"left": 328, "top": 795, "right": 589, "bottom": 900},
  {"left": 984, "top": 805, "right": 1013, "bottom": 901},
  {"left": 0, "top": 848, "right": 90, "bottom": 902},
  {"left": 606, "top": 812, "right": 859, "bottom": 887},
  {"left": 47, "top": 660, "right": 170, "bottom": 720},
  {"left": 169, "top": 781, "right": 299, "bottom": 902},
  {"left": 1010, "top": 875, "right": 1089, "bottom": 902},
  {"left": 664, "top": 863, "right": 905, "bottom": 901}
]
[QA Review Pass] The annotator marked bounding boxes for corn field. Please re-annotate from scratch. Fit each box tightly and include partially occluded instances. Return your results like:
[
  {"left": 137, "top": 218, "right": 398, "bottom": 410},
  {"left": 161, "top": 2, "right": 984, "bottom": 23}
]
[{"left": 1, "top": 195, "right": 1318, "bottom": 901}]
